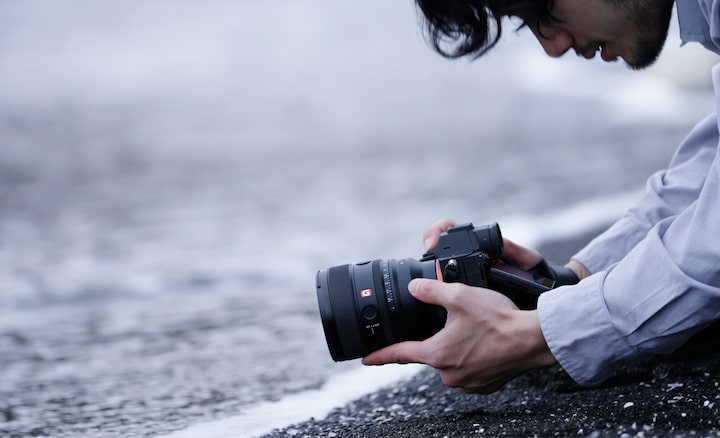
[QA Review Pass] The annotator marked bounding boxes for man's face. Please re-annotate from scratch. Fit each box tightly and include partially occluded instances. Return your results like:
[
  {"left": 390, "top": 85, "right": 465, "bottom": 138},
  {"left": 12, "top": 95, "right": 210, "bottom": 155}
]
[{"left": 529, "top": 0, "right": 674, "bottom": 70}]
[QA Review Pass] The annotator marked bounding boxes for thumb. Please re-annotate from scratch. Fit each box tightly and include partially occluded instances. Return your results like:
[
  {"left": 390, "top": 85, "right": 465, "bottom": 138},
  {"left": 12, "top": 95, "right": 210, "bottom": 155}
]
[
  {"left": 362, "top": 340, "right": 425, "bottom": 366},
  {"left": 407, "top": 278, "right": 451, "bottom": 307}
]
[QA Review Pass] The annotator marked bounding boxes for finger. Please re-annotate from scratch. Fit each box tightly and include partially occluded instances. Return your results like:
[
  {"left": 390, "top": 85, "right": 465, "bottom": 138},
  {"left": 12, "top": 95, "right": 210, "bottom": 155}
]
[
  {"left": 501, "top": 238, "right": 543, "bottom": 270},
  {"left": 423, "top": 218, "right": 456, "bottom": 251},
  {"left": 362, "top": 341, "right": 425, "bottom": 365},
  {"left": 407, "top": 278, "right": 456, "bottom": 309}
]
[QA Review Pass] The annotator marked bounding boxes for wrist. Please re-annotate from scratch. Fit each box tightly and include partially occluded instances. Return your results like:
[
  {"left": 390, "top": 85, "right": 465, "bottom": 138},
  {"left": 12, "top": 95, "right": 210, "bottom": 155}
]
[
  {"left": 514, "top": 309, "right": 557, "bottom": 369},
  {"left": 565, "top": 259, "right": 591, "bottom": 280}
]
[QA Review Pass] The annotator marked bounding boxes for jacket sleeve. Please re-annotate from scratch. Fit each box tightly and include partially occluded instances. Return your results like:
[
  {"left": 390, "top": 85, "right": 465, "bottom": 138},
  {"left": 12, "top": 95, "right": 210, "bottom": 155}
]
[
  {"left": 537, "top": 101, "right": 720, "bottom": 386},
  {"left": 572, "top": 113, "right": 719, "bottom": 274}
]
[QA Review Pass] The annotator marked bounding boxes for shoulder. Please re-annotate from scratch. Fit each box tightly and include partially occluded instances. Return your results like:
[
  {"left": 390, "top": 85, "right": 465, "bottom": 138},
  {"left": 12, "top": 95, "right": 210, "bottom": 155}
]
[{"left": 677, "top": 0, "right": 720, "bottom": 54}]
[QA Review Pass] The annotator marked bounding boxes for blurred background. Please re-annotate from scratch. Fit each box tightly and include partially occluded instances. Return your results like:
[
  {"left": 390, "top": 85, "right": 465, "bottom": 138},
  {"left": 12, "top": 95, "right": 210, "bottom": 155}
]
[{"left": 0, "top": 1, "right": 716, "bottom": 437}]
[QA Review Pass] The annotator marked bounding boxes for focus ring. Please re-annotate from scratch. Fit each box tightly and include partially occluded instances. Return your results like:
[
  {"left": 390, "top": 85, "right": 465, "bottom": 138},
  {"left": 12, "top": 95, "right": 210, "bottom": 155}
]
[{"left": 327, "top": 265, "right": 364, "bottom": 359}]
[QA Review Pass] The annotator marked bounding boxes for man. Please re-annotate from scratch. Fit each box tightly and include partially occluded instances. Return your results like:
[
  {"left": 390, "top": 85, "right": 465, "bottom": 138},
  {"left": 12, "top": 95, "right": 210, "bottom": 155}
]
[{"left": 362, "top": 0, "right": 720, "bottom": 393}]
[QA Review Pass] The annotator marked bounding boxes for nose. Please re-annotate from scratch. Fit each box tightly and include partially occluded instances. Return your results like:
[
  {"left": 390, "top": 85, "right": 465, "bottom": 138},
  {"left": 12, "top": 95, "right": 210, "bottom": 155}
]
[{"left": 531, "top": 25, "right": 574, "bottom": 58}]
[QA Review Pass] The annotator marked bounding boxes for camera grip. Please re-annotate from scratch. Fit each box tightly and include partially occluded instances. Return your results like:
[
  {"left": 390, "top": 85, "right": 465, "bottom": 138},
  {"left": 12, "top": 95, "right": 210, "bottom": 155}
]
[
  {"left": 528, "top": 259, "right": 580, "bottom": 286},
  {"left": 487, "top": 267, "right": 552, "bottom": 310}
]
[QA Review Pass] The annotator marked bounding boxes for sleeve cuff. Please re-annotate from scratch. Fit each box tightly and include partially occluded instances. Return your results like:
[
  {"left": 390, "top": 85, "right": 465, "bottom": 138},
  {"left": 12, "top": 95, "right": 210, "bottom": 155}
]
[{"left": 537, "top": 273, "right": 635, "bottom": 386}]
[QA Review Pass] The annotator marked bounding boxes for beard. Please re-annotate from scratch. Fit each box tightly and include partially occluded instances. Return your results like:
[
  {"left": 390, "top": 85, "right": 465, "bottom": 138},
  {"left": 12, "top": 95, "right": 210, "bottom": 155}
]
[{"left": 624, "top": 0, "right": 674, "bottom": 70}]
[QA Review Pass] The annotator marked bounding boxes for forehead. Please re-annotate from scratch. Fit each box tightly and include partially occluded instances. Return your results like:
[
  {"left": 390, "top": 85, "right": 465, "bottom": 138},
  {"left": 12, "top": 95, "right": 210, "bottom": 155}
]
[
  {"left": 548, "top": 0, "right": 631, "bottom": 33},
  {"left": 550, "top": 0, "right": 621, "bottom": 17}
]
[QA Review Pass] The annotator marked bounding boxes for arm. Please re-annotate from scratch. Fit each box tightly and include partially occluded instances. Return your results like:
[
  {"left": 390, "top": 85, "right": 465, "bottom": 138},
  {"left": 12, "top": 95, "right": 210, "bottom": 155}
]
[
  {"left": 572, "top": 114, "right": 719, "bottom": 274},
  {"left": 540, "top": 112, "right": 720, "bottom": 386}
]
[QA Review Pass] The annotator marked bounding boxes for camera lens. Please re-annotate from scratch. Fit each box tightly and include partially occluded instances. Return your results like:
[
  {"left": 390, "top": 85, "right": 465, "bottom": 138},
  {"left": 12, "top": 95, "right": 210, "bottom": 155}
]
[{"left": 316, "top": 258, "right": 445, "bottom": 361}]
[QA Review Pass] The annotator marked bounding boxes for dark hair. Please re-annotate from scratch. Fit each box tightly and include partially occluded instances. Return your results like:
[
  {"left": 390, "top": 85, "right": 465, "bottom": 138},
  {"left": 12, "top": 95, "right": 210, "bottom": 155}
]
[{"left": 414, "top": 0, "right": 556, "bottom": 59}]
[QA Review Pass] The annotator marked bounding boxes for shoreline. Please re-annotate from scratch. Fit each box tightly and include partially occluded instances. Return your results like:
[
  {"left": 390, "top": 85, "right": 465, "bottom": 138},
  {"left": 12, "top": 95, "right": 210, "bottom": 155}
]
[
  {"left": 160, "top": 364, "right": 425, "bottom": 438},
  {"left": 261, "top": 360, "right": 720, "bottom": 437}
]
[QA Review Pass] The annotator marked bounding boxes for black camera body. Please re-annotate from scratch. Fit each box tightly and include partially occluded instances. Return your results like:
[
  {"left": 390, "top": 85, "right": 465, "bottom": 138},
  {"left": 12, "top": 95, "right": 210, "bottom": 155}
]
[
  {"left": 422, "top": 223, "right": 555, "bottom": 311},
  {"left": 316, "top": 223, "right": 566, "bottom": 362}
]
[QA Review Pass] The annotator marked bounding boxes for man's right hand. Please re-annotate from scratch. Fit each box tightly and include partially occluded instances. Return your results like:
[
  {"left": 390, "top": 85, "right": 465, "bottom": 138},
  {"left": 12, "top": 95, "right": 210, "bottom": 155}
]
[{"left": 362, "top": 278, "right": 557, "bottom": 394}]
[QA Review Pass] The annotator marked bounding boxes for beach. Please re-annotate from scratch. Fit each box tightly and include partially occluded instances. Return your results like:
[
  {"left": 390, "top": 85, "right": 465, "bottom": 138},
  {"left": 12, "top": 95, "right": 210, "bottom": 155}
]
[{"left": 0, "top": 1, "right": 718, "bottom": 437}]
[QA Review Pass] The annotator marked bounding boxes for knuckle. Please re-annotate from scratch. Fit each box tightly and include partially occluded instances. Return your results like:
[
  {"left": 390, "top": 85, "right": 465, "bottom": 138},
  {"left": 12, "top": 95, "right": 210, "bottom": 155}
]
[
  {"left": 426, "top": 347, "right": 455, "bottom": 370},
  {"left": 388, "top": 352, "right": 408, "bottom": 364},
  {"left": 440, "top": 283, "right": 465, "bottom": 306}
]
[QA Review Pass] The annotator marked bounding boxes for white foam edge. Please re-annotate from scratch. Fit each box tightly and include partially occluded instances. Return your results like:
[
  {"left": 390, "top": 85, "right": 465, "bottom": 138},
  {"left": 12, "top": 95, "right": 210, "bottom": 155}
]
[
  {"left": 161, "top": 363, "right": 425, "bottom": 438},
  {"left": 160, "top": 189, "right": 642, "bottom": 438}
]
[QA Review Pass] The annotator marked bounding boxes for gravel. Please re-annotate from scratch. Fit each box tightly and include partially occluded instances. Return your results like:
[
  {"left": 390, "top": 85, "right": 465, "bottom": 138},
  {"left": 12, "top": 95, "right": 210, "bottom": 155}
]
[{"left": 261, "top": 359, "right": 720, "bottom": 438}]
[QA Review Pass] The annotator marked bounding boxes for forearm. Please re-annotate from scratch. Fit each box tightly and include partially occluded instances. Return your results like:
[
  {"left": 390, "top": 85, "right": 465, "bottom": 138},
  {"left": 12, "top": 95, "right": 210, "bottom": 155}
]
[
  {"left": 573, "top": 114, "right": 718, "bottom": 274},
  {"left": 541, "top": 214, "right": 720, "bottom": 386}
]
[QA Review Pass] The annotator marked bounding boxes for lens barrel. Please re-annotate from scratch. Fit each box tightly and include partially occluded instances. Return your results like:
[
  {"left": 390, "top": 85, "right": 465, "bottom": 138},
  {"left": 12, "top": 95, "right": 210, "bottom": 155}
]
[{"left": 316, "top": 258, "right": 443, "bottom": 361}]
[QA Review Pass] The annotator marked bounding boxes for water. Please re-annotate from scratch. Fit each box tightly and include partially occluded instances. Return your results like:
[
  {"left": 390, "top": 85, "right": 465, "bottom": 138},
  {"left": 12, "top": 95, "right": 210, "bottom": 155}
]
[{"left": 0, "top": 1, "right": 716, "bottom": 437}]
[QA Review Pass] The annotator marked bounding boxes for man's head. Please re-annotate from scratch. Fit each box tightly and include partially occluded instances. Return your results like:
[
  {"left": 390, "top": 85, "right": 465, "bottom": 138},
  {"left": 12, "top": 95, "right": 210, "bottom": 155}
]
[{"left": 415, "top": 0, "right": 675, "bottom": 69}]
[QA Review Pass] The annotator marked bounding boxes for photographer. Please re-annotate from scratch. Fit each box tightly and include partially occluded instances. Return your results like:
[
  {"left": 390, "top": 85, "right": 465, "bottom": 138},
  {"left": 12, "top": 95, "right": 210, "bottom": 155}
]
[{"left": 363, "top": 0, "right": 720, "bottom": 392}]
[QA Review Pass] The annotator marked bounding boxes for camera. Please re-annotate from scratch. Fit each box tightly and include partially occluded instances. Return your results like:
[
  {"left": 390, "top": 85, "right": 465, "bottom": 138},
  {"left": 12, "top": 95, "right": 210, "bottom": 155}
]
[{"left": 316, "top": 222, "right": 575, "bottom": 361}]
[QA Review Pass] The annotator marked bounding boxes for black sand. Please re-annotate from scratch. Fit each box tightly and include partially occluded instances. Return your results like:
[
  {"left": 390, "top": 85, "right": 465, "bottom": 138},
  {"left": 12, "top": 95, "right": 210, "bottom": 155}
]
[
  {"left": 261, "top": 227, "right": 720, "bottom": 438},
  {"left": 262, "top": 362, "right": 720, "bottom": 437}
]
